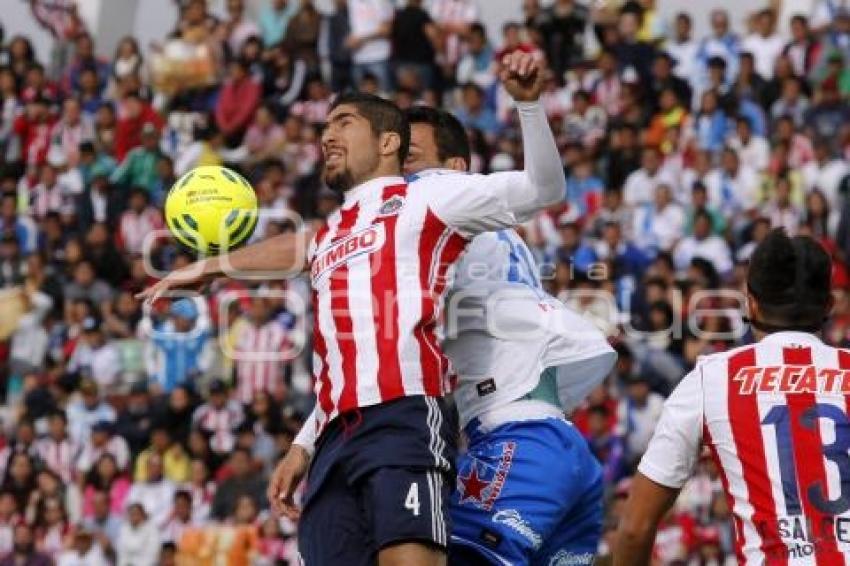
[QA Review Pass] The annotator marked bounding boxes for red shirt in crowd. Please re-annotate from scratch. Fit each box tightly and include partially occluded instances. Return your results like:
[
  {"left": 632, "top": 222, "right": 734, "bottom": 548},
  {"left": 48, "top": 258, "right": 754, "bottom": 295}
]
[
  {"left": 13, "top": 114, "right": 56, "bottom": 166},
  {"left": 215, "top": 76, "right": 261, "bottom": 136},
  {"left": 114, "top": 101, "right": 164, "bottom": 161}
]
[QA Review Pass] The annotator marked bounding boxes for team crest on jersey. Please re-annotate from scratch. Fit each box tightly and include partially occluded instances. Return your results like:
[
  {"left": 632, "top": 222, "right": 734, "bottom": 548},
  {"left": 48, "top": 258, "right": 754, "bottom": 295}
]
[
  {"left": 378, "top": 195, "right": 405, "bottom": 216},
  {"left": 311, "top": 224, "right": 386, "bottom": 283},
  {"left": 456, "top": 441, "right": 516, "bottom": 511}
]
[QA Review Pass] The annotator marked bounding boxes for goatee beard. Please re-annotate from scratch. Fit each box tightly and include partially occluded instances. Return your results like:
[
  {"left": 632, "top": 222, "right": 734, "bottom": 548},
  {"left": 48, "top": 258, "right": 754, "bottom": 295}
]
[{"left": 324, "top": 169, "right": 355, "bottom": 193}]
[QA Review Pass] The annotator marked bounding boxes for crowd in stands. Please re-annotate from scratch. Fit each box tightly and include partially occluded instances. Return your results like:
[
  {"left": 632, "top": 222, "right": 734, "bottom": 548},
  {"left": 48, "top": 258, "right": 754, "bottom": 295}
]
[{"left": 1, "top": 0, "right": 849, "bottom": 564}]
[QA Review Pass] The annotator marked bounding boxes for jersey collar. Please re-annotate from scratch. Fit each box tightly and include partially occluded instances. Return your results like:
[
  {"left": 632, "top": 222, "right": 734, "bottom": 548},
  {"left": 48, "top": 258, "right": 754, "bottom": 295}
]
[
  {"left": 759, "top": 331, "right": 824, "bottom": 346},
  {"left": 342, "top": 175, "right": 405, "bottom": 207},
  {"left": 405, "top": 168, "right": 460, "bottom": 183}
]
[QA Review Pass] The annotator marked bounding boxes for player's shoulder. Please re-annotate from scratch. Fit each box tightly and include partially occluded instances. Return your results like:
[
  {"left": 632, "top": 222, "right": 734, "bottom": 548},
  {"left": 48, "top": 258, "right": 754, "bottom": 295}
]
[
  {"left": 692, "top": 342, "right": 757, "bottom": 376},
  {"left": 408, "top": 170, "right": 471, "bottom": 191}
]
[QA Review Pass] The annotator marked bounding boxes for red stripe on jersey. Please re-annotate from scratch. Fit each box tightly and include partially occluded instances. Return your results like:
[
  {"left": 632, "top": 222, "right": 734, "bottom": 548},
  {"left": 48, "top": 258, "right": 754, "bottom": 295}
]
[
  {"left": 314, "top": 224, "right": 331, "bottom": 249},
  {"left": 372, "top": 184, "right": 406, "bottom": 401},
  {"left": 784, "top": 346, "right": 843, "bottom": 565},
  {"left": 431, "top": 230, "right": 467, "bottom": 381},
  {"left": 726, "top": 347, "right": 787, "bottom": 565},
  {"left": 331, "top": 204, "right": 361, "bottom": 414},
  {"left": 312, "top": 223, "right": 333, "bottom": 425},
  {"left": 703, "top": 422, "right": 747, "bottom": 565},
  {"left": 312, "top": 290, "right": 333, "bottom": 427},
  {"left": 840, "top": 348, "right": 850, "bottom": 429},
  {"left": 416, "top": 209, "right": 446, "bottom": 395}
]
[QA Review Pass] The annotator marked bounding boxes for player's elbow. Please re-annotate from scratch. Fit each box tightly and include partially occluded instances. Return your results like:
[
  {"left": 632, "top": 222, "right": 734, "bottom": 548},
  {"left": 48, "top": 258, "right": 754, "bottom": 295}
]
[
  {"left": 539, "top": 182, "right": 564, "bottom": 208},
  {"left": 523, "top": 178, "right": 563, "bottom": 211}
]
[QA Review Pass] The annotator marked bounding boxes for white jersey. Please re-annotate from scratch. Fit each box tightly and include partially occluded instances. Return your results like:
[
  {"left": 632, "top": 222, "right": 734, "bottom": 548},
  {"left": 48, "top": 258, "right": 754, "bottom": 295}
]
[
  {"left": 442, "top": 221, "right": 616, "bottom": 428},
  {"left": 639, "top": 332, "right": 850, "bottom": 564}
]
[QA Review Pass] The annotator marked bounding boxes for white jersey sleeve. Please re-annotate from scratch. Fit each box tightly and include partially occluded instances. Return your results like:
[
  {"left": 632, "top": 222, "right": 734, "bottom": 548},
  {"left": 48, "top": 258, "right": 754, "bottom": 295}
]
[
  {"left": 637, "top": 365, "right": 705, "bottom": 489},
  {"left": 293, "top": 407, "right": 318, "bottom": 457},
  {"left": 426, "top": 102, "right": 564, "bottom": 236}
]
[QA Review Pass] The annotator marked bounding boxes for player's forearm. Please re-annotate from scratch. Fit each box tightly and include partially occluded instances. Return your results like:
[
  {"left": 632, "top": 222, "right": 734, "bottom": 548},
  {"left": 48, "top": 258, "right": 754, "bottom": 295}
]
[
  {"left": 612, "top": 528, "right": 654, "bottom": 566},
  {"left": 200, "top": 232, "right": 308, "bottom": 278},
  {"left": 614, "top": 473, "right": 679, "bottom": 566},
  {"left": 517, "top": 101, "right": 564, "bottom": 210}
]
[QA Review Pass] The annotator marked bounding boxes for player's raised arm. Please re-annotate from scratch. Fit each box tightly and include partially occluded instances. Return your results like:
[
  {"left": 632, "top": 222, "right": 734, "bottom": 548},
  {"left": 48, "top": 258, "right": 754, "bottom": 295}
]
[
  {"left": 427, "top": 51, "right": 564, "bottom": 234},
  {"left": 136, "top": 231, "right": 310, "bottom": 303},
  {"left": 498, "top": 51, "right": 565, "bottom": 218}
]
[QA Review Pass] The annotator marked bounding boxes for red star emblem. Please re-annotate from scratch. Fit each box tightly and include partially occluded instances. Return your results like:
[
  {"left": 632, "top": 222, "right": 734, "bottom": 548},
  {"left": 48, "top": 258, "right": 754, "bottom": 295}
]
[{"left": 458, "top": 466, "right": 490, "bottom": 504}]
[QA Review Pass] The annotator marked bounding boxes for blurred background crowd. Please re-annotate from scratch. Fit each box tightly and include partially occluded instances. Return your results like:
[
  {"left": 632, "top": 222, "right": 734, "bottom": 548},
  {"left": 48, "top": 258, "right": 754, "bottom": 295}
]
[{"left": 1, "top": 0, "right": 849, "bottom": 564}]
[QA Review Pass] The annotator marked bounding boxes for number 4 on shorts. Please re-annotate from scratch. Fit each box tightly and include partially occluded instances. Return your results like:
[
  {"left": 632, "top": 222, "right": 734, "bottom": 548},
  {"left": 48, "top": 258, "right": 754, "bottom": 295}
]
[{"left": 405, "top": 482, "right": 421, "bottom": 516}]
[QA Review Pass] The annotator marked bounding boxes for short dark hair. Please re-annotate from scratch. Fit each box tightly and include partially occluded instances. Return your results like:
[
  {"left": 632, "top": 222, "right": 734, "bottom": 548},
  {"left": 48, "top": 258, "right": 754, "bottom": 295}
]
[
  {"left": 330, "top": 91, "right": 410, "bottom": 164},
  {"left": 405, "top": 106, "right": 471, "bottom": 167},
  {"left": 747, "top": 229, "right": 832, "bottom": 329},
  {"left": 174, "top": 490, "right": 192, "bottom": 503},
  {"left": 692, "top": 208, "right": 713, "bottom": 226}
]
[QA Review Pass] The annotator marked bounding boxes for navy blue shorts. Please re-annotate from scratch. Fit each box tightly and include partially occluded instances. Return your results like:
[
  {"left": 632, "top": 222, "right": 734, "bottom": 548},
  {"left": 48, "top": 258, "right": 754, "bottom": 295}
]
[{"left": 299, "top": 395, "right": 457, "bottom": 565}]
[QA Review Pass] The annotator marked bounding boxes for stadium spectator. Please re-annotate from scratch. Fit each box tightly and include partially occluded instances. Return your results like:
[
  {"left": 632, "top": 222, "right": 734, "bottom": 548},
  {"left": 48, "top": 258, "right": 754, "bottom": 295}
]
[
  {"left": 141, "top": 298, "right": 212, "bottom": 393},
  {"left": 391, "top": 0, "right": 439, "bottom": 90},
  {"left": 673, "top": 209, "right": 733, "bottom": 276},
  {"left": 66, "top": 379, "right": 117, "bottom": 445},
  {"left": 209, "top": 448, "right": 266, "bottom": 521},
  {"left": 346, "top": 0, "right": 394, "bottom": 92},
  {"left": 115, "top": 503, "right": 159, "bottom": 566},
  {"left": 56, "top": 528, "right": 108, "bottom": 566},
  {"left": 192, "top": 379, "right": 244, "bottom": 456},
  {"left": 0, "top": 523, "right": 51, "bottom": 566},
  {"left": 133, "top": 425, "right": 189, "bottom": 484}
]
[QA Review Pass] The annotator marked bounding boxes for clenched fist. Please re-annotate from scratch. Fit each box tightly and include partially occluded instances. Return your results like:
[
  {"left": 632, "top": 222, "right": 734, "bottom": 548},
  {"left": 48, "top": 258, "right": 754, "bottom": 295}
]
[{"left": 500, "top": 51, "right": 544, "bottom": 102}]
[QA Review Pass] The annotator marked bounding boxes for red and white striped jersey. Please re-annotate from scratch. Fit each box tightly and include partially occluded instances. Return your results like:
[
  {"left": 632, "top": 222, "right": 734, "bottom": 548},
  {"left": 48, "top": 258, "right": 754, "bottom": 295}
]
[
  {"left": 639, "top": 332, "right": 850, "bottom": 564},
  {"left": 191, "top": 401, "right": 245, "bottom": 454},
  {"left": 234, "top": 320, "right": 291, "bottom": 404},
  {"left": 35, "top": 436, "right": 79, "bottom": 484},
  {"left": 308, "top": 171, "right": 543, "bottom": 433}
]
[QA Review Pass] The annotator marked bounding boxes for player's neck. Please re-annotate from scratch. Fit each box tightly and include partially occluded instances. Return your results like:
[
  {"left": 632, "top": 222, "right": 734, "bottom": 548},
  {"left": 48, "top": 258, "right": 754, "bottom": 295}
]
[
  {"left": 752, "top": 326, "right": 823, "bottom": 342},
  {"left": 351, "top": 163, "right": 403, "bottom": 189}
]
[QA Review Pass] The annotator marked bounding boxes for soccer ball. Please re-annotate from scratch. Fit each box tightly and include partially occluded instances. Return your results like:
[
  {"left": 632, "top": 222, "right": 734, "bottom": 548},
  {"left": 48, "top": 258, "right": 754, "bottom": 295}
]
[{"left": 165, "top": 165, "right": 258, "bottom": 255}]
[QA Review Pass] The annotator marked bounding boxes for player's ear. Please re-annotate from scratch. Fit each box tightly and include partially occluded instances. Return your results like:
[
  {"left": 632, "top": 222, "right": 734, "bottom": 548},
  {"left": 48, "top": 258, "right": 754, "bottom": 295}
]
[
  {"left": 379, "top": 132, "right": 402, "bottom": 160},
  {"left": 745, "top": 292, "right": 759, "bottom": 322},
  {"left": 826, "top": 292, "right": 836, "bottom": 317}
]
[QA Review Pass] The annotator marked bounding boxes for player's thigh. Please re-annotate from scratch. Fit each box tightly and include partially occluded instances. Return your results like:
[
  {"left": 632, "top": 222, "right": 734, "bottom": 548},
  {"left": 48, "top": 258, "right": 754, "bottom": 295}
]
[
  {"left": 378, "top": 542, "right": 447, "bottom": 566},
  {"left": 530, "top": 472, "right": 603, "bottom": 566},
  {"left": 299, "top": 465, "right": 375, "bottom": 566},
  {"left": 362, "top": 465, "right": 451, "bottom": 560},
  {"left": 449, "top": 438, "right": 556, "bottom": 564},
  {"left": 450, "top": 420, "right": 600, "bottom": 565}
]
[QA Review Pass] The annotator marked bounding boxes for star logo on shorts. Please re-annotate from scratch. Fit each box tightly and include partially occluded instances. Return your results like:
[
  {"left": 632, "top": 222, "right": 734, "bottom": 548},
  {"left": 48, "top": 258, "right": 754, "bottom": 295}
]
[{"left": 458, "top": 466, "right": 490, "bottom": 504}]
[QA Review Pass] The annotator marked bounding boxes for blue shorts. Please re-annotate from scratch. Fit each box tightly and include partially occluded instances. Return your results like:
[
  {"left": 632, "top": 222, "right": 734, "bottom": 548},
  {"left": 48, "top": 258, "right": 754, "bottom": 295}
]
[
  {"left": 299, "top": 395, "right": 457, "bottom": 565},
  {"left": 448, "top": 417, "right": 602, "bottom": 566}
]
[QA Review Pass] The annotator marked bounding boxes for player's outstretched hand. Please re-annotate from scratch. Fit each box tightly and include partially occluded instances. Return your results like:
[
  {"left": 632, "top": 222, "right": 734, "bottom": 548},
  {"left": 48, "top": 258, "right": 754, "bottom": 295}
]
[
  {"left": 268, "top": 444, "right": 310, "bottom": 520},
  {"left": 500, "top": 51, "right": 544, "bottom": 102},
  {"left": 135, "top": 258, "right": 214, "bottom": 304}
]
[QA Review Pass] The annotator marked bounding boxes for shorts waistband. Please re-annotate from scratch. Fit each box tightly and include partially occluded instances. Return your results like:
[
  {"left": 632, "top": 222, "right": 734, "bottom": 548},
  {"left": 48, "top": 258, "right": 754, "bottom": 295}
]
[{"left": 465, "top": 399, "right": 564, "bottom": 437}]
